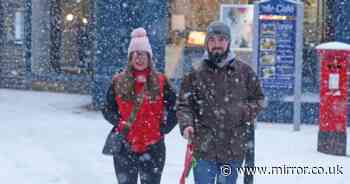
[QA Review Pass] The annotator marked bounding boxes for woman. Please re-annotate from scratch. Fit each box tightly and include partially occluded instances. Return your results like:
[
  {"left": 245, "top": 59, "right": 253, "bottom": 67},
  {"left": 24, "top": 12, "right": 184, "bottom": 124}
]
[{"left": 102, "top": 27, "right": 177, "bottom": 184}]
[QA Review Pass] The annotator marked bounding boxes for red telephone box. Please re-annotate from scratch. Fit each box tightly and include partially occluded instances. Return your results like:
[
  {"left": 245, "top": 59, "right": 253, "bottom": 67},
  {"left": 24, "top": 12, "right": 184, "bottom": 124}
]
[{"left": 316, "top": 42, "right": 350, "bottom": 156}]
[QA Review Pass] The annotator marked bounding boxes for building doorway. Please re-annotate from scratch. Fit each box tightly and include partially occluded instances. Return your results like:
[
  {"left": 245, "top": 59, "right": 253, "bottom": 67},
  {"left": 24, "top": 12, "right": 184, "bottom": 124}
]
[{"left": 50, "top": 0, "right": 93, "bottom": 75}]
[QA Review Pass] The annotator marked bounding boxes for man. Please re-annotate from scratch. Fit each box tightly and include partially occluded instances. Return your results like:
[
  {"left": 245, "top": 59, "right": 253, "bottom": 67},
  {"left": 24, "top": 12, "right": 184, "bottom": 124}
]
[{"left": 177, "top": 21, "right": 264, "bottom": 184}]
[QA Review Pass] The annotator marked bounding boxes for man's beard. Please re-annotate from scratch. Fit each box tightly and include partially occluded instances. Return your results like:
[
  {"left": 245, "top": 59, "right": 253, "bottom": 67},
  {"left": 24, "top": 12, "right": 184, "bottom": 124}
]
[{"left": 208, "top": 48, "right": 229, "bottom": 64}]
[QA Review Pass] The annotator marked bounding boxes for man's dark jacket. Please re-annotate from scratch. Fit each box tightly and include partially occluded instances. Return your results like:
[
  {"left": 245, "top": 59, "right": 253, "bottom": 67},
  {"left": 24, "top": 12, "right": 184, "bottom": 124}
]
[{"left": 177, "top": 54, "right": 264, "bottom": 162}]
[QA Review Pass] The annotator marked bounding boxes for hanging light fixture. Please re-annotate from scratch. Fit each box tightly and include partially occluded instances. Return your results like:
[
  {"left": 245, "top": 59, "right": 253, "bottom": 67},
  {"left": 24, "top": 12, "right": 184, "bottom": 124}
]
[
  {"left": 66, "top": 13, "right": 74, "bottom": 21},
  {"left": 82, "top": 17, "right": 88, "bottom": 24}
]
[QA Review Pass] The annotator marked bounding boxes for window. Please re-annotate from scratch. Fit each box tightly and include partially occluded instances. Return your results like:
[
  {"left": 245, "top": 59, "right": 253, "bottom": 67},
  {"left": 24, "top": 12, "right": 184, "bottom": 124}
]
[
  {"left": 2, "top": 1, "right": 25, "bottom": 45},
  {"left": 14, "top": 10, "right": 24, "bottom": 44},
  {"left": 302, "top": 0, "right": 325, "bottom": 93},
  {"left": 304, "top": 0, "right": 325, "bottom": 46}
]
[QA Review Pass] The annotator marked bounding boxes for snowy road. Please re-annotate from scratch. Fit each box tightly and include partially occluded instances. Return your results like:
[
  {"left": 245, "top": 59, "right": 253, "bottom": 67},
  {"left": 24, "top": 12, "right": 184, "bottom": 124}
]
[{"left": 0, "top": 89, "right": 349, "bottom": 184}]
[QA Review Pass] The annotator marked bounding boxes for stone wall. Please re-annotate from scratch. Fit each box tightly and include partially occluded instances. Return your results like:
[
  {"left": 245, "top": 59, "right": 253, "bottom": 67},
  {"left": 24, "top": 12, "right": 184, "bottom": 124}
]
[{"left": 0, "top": 0, "right": 28, "bottom": 89}]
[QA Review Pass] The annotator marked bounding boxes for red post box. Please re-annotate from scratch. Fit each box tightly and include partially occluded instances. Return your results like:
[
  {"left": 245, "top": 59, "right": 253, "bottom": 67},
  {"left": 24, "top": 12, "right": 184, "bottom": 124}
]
[{"left": 316, "top": 42, "right": 350, "bottom": 156}]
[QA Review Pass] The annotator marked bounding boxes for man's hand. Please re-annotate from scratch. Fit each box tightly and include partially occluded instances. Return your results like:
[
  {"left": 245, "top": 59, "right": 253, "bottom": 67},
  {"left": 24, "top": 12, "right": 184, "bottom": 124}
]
[{"left": 183, "top": 126, "right": 194, "bottom": 140}]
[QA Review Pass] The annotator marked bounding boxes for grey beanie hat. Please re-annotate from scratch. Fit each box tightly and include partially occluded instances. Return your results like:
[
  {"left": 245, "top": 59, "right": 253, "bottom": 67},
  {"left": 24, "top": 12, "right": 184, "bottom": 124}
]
[{"left": 206, "top": 21, "right": 231, "bottom": 44}]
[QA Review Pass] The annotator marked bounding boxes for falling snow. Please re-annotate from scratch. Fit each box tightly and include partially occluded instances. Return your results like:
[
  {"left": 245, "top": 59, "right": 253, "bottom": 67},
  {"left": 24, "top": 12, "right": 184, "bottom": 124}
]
[{"left": 1, "top": 0, "right": 350, "bottom": 184}]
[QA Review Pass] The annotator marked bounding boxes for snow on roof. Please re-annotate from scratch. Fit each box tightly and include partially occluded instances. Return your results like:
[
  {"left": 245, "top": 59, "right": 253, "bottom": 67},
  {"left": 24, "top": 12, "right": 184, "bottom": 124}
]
[{"left": 316, "top": 42, "right": 350, "bottom": 50}]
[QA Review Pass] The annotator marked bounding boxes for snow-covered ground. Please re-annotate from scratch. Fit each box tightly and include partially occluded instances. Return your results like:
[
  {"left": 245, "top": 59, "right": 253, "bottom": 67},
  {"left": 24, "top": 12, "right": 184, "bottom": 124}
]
[{"left": 1, "top": 89, "right": 349, "bottom": 184}]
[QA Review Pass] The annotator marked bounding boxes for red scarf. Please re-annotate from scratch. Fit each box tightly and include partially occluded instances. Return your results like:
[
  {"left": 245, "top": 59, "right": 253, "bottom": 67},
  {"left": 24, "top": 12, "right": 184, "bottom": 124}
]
[{"left": 132, "top": 68, "right": 150, "bottom": 94}]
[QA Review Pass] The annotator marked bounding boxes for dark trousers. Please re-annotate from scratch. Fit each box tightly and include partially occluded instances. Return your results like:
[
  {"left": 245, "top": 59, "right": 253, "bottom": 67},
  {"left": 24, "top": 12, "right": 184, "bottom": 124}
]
[{"left": 113, "top": 139, "right": 166, "bottom": 184}]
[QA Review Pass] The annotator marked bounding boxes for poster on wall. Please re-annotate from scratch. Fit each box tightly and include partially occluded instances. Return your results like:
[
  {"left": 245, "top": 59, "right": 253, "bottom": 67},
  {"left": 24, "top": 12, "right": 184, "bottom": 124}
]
[{"left": 220, "top": 5, "right": 254, "bottom": 50}]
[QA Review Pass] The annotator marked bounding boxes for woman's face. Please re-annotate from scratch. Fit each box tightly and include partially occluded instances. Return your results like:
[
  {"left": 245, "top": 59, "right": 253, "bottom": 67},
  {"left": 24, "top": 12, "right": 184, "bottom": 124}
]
[{"left": 131, "top": 51, "right": 149, "bottom": 71}]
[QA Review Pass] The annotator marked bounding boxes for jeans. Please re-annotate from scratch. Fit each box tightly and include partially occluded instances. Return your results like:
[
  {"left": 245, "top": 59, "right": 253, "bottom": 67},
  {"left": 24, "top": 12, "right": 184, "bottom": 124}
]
[{"left": 193, "top": 159, "right": 243, "bottom": 184}]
